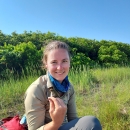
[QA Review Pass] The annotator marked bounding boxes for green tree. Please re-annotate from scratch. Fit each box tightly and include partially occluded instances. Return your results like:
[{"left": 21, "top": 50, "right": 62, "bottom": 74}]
[
  {"left": 71, "top": 48, "right": 91, "bottom": 67},
  {"left": 98, "top": 45, "right": 128, "bottom": 66}
]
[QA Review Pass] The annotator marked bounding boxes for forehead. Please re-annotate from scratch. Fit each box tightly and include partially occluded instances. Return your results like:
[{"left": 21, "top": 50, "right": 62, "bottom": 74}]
[{"left": 47, "top": 48, "right": 69, "bottom": 59}]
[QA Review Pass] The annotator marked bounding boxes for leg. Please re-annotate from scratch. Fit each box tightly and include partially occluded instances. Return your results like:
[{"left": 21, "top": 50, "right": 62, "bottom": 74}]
[{"left": 59, "top": 116, "right": 102, "bottom": 130}]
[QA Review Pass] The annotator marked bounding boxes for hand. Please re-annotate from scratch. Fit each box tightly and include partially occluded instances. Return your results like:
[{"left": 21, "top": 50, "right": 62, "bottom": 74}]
[{"left": 48, "top": 97, "right": 67, "bottom": 127}]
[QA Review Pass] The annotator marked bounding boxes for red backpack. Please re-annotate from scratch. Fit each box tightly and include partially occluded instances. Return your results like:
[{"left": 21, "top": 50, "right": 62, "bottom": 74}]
[{"left": 0, "top": 115, "right": 27, "bottom": 130}]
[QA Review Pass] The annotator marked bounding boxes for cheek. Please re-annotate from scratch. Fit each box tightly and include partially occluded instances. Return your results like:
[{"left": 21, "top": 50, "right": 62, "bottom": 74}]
[
  {"left": 46, "top": 64, "right": 55, "bottom": 71},
  {"left": 64, "top": 64, "right": 70, "bottom": 69}
]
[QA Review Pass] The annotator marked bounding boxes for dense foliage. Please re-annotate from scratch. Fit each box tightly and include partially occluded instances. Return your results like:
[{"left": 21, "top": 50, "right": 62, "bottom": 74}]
[{"left": 0, "top": 30, "right": 130, "bottom": 78}]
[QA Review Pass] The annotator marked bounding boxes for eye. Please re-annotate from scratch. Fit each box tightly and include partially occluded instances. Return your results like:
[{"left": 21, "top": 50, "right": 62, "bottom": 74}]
[
  {"left": 63, "top": 60, "right": 68, "bottom": 63},
  {"left": 51, "top": 61, "right": 57, "bottom": 64}
]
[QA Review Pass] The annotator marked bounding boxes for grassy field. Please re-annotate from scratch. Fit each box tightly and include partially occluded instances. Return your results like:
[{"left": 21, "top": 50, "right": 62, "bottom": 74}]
[{"left": 0, "top": 67, "right": 130, "bottom": 130}]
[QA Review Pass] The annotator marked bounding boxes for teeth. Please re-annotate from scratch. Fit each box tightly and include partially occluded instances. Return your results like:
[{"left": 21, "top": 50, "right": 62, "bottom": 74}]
[{"left": 56, "top": 72, "right": 63, "bottom": 74}]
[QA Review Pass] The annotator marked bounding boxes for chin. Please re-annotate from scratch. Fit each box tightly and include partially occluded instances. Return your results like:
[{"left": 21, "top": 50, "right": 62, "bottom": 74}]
[
  {"left": 56, "top": 78, "right": 64, "bottom": 82},
  {"left": 55, "top": 77, "right": 65, "bottom": 82}
]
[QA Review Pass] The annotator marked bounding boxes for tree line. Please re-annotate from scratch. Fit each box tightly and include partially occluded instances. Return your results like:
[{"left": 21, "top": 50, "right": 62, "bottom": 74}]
[{"left": 0, "top": 30, "right": 130, "bottom": 78}]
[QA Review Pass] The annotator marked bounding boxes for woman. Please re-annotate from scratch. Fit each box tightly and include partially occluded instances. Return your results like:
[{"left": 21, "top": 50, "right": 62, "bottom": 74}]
[{"left": 24, "top": 41, "right": 102, "bottom": 130}]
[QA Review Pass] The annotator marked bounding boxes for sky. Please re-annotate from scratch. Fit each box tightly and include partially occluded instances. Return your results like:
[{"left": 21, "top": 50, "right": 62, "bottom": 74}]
[{"left": 0, "top": 0, "right": 130, "bottom": 44}]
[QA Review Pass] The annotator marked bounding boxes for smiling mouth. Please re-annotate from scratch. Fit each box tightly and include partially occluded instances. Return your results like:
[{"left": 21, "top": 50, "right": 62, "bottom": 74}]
[{"left": 56, "top": 72, "right": 64, "bottom": 74}]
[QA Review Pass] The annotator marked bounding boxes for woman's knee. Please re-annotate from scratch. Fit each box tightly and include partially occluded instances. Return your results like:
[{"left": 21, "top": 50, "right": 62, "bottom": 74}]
[{"left": 80, "top": 115, "right": 102, "bottom": 130}]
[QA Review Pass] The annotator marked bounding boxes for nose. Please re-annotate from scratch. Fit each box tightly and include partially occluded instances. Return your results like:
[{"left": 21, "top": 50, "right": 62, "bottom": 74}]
[{"left": 57, "top": 63, "right": 62, "bottom": 70}]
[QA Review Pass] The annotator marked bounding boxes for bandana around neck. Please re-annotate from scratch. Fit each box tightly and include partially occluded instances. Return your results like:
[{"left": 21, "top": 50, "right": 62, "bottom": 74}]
[{"left": 48, "top": 72, "right": 70, "bottom": 93}]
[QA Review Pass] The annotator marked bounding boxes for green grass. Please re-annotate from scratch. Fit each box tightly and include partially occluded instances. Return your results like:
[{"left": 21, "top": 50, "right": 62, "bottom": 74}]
[{"left": 0, "top": 67, "right": 130, "bottom": 130}]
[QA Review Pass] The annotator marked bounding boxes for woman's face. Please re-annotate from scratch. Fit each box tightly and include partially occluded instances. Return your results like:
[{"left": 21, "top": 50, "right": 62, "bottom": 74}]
[{"left": 46, "top": 48, "right": 70, "bottom": 83}]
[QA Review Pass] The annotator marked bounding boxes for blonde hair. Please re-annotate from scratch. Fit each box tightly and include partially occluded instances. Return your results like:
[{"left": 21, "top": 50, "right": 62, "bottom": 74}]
[{"left": 42, "top": 40, "right": 70, "bottom": 69}]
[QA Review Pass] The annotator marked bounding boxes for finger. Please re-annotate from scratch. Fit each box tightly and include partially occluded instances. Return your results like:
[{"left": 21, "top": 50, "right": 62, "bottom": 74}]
[
  {"left": 48, "top": 97, "right": 61, "bottom": 108},
  {"left": 48, "top": 98, "right": 55, "bottom": 112},
  {"left": 56, "top": 98, "right": 66, "bottom": 107}
]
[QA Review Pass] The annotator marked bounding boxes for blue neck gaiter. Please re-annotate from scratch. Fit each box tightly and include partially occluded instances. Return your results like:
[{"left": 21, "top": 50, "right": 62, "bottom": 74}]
[{"left": 48, "top": 72, "right": 70, "bottom": 93}]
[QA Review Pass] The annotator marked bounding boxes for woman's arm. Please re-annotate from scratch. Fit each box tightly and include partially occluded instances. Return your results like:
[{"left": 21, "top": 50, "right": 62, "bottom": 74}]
[
  {"left": 44, "top": 97, "right": 67, "bottom": 130},
  {"left": 24, "top": 84, "right": 47, "bottom": 130},
  {"left": 67, "top": 86, "right": 78, "bottom": 121}
]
